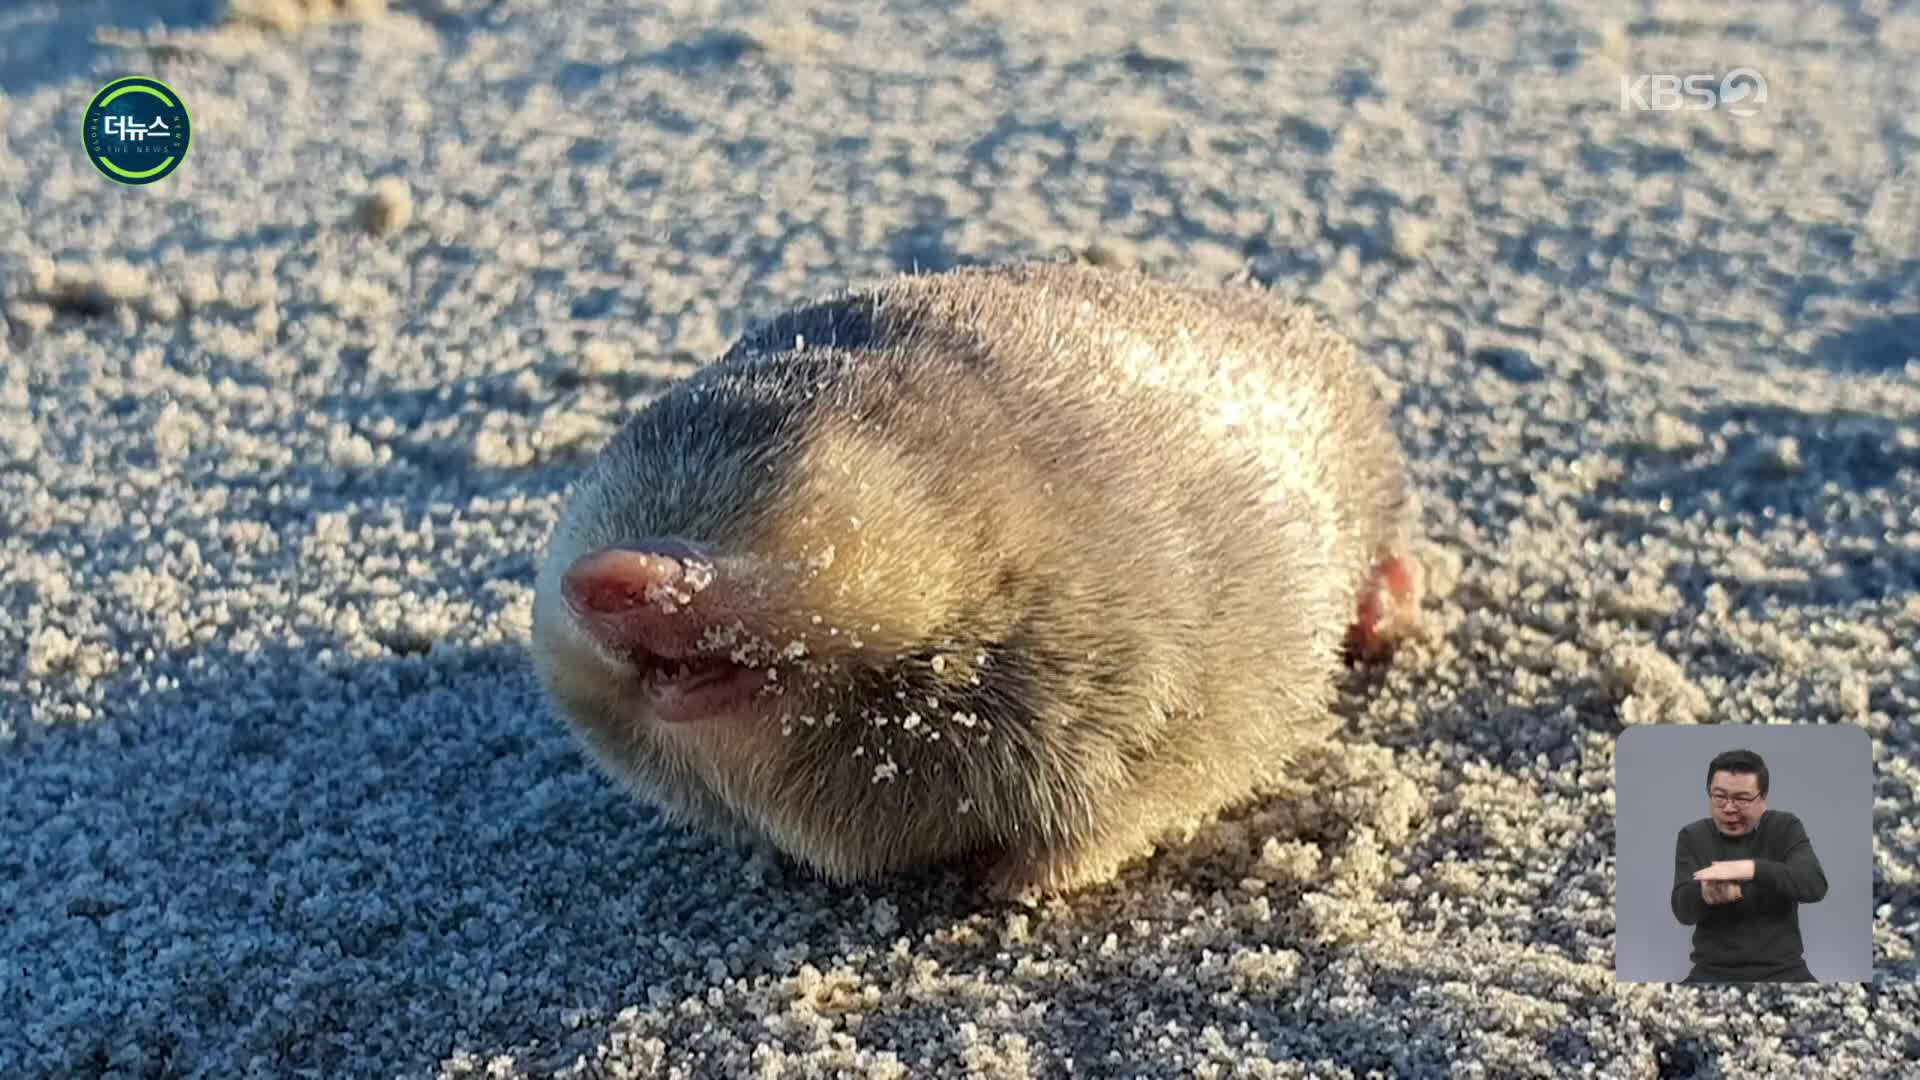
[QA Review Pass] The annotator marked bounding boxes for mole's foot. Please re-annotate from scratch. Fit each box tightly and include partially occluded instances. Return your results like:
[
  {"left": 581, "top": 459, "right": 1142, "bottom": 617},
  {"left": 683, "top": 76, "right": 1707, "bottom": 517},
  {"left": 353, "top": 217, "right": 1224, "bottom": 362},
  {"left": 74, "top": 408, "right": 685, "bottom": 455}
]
[
  {"left": 1346, "top": 553, "right": 1423, "bottom": 661},
  {"left": 982, "top": 837, "right": 1152, "bottom": 903}
]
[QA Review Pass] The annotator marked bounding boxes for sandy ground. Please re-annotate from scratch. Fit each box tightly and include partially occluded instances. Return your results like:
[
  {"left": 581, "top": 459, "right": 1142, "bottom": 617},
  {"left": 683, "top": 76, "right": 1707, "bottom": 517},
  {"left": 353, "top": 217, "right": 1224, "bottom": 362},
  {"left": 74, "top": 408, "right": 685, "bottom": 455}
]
[{"left": 2, "top": 0, "right": 1917, "bottom": 1076}]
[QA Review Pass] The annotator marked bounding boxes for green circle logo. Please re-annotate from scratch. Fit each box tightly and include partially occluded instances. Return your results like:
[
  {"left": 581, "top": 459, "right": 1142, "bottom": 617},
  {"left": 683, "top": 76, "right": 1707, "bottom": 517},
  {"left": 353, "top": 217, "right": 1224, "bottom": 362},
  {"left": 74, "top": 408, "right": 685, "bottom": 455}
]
[{"left": 83, "top": 76, "right": 191, "bottom": 185}]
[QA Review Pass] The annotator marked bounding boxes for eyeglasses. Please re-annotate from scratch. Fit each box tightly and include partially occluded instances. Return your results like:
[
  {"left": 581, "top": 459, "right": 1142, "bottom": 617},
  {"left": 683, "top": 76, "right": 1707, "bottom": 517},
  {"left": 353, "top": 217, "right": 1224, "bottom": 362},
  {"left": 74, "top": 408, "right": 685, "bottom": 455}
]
[{"left": 1709, "top": 791, "right": 1760, "bottom": 806}]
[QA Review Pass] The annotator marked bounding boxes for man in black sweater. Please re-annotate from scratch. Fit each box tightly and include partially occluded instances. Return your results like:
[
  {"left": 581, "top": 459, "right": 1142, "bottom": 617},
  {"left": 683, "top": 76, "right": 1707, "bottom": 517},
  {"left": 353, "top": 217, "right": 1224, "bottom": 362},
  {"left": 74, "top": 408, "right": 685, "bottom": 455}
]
[{"left": 1670, "top": 748, "right": 1830, "bottom": 983}]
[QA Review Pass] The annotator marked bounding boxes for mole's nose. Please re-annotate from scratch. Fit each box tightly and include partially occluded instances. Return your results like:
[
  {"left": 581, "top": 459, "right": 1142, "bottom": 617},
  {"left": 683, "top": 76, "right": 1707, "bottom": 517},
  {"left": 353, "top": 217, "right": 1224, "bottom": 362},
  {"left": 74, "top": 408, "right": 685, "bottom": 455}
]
[
  {"left": 560, "top": 541, "right": 721, "bottom": 658},
  {"left": 563, "top": 547, "right": 685, "bottom": 613}
]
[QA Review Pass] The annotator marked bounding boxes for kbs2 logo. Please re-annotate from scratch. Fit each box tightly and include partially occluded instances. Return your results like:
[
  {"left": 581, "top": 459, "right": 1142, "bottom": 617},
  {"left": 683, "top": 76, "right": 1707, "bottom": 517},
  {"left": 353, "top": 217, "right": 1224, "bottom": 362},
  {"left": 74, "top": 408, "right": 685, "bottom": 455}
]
[{"left": 1620, "top": 69, "right": 1769, "bottom": 119}]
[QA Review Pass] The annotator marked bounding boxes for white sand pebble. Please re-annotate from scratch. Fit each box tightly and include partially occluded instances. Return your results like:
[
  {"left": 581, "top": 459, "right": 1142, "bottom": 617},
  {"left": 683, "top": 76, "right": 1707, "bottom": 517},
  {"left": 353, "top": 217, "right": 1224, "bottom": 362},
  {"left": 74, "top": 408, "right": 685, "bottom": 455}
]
[
  {"left": 1647, "top": 412, "right": 1706, "bottom": 454},
  {"left": 1603, "top": 644, "right": 1710, "bottom": 724},
  {"left": 682, "top": 561, "right": 716, "bottom": 591},
  {"left": 356, "top": 177, "right": 414, "bottom": 237},
  {"left": 227, "top": 0, "right": 388, "bottom": 34}
]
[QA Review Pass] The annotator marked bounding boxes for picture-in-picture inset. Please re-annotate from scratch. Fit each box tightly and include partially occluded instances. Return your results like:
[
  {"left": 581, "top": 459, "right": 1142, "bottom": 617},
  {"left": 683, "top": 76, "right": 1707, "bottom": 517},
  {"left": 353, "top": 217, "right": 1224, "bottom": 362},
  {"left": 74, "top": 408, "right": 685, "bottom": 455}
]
[{"left": 1614, "top": 724, "right": 1872, "bottom": 984}]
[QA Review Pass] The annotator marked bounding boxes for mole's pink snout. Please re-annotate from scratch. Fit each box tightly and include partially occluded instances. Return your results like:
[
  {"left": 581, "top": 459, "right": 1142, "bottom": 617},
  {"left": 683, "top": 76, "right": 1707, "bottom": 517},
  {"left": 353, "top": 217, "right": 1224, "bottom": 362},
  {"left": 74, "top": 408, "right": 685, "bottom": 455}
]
[
  {"left": 560, "top": 541, "right": 723, "bottom": 661},
  {"left": 1346, "top": 553, "right": 1423, "bottom": 662},
  {"left": 560, "top": 542, "right": 774, "bottom": 724}
]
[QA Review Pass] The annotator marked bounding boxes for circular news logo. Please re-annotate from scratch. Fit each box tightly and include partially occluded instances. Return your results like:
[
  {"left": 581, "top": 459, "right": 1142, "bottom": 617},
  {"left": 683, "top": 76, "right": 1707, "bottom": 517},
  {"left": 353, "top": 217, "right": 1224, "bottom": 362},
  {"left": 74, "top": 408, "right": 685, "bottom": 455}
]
[{"left": 82, "top": 76, "right": 191, "bottom": 185}]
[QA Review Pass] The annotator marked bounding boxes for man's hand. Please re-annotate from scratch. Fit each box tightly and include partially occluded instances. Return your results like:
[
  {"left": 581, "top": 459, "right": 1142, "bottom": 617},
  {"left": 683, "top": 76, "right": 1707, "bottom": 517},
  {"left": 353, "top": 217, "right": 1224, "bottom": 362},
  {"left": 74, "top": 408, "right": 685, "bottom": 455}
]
[
  {"left": 1693, "top": 859, "right": 1756, "bottom": 884},
  {"left": 1701, "top": 880, "right": 1744, "bottom": 905}
]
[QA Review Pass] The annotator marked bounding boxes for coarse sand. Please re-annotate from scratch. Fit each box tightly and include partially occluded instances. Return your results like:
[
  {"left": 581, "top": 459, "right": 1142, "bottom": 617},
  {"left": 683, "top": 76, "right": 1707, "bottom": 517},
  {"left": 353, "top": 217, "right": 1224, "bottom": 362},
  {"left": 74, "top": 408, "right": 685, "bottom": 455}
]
[{"left": 2, "top": 0, "right": 1917, "bottom": 1076}]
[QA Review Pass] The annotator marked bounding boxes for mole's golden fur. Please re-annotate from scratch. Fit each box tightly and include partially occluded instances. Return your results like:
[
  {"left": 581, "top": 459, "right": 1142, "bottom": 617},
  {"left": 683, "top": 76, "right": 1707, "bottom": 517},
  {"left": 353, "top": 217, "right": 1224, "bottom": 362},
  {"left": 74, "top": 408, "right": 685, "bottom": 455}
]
[{"left": 531, "top": 262, "right": 1421, "bottom": 897}]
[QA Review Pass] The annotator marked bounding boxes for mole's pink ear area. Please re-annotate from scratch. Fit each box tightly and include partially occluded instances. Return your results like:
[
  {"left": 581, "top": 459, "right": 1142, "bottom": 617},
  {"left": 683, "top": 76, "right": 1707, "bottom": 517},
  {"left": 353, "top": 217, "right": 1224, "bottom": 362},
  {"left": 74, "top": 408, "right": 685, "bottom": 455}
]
[{"left": 560, "top": 542, "right": 731, "bottom": 660}]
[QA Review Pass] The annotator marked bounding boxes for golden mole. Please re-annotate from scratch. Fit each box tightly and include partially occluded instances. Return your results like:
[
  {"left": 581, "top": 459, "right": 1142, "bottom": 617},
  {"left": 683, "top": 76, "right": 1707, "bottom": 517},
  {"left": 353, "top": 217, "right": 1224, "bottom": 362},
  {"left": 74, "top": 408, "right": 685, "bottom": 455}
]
[{"left": 530, "top": 262, "right": 1422, "bottom": 898}]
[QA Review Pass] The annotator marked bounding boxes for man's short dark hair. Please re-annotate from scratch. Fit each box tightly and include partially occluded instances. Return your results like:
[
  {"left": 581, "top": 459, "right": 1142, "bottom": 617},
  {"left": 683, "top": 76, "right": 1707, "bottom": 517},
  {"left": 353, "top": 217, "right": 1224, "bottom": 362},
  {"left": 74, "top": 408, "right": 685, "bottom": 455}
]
[{"left": 1707, "top": 749, "right": 1769, "bottom": 796}]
